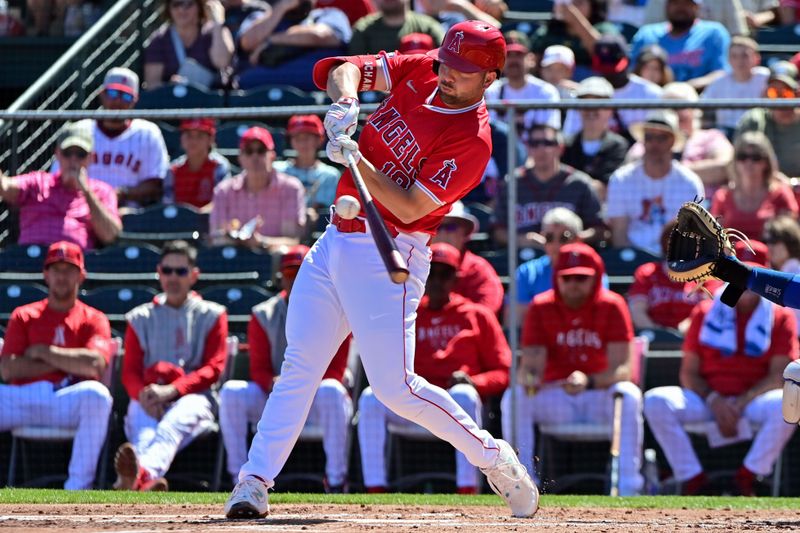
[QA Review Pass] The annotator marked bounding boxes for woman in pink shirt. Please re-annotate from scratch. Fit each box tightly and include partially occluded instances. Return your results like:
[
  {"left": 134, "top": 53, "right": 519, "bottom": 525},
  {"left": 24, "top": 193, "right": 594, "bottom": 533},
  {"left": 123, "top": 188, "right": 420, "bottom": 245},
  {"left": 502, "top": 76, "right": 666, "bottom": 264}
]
[{"left": 711, "top": 131, "right": 798, "bottom": 240}]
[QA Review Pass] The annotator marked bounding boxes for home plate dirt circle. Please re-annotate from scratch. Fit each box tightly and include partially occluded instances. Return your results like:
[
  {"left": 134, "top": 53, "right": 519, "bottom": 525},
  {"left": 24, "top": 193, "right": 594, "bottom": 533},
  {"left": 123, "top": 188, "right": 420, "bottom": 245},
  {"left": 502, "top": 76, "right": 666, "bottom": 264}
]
[{"left": 1, "top": 504, "right": 799, "bottom": 532}]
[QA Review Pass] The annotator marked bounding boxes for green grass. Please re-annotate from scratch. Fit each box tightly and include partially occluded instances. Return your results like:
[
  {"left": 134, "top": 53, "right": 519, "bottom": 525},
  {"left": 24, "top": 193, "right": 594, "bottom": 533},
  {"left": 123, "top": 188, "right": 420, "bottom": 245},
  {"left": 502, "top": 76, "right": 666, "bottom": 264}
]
[{"left": 0, "top": 489, "right": 798, "bottom": 510}]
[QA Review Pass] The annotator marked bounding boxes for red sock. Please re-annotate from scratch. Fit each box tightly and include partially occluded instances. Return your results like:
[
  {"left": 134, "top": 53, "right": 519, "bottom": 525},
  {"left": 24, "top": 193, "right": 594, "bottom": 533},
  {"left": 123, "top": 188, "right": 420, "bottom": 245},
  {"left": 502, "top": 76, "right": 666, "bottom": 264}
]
[
  {"left": 735, "top": 466, "right": 756, "bottom": 497},
  {"left": 682, "top": 472, "right": 708, "bottom": 496},
  {"left": 366, "top": 486, "right": 387, "bottom": 494},
  {"left": 456, "top": 486, "right": 477, "bottom": 495}
]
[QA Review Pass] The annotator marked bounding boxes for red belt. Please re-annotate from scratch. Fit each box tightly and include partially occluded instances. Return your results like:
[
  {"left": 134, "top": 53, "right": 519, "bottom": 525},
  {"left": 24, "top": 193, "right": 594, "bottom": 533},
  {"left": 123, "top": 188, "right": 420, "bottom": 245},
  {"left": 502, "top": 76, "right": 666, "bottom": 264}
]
[{"left": 332, "top": 212, "right": 399, "bottom": 237}]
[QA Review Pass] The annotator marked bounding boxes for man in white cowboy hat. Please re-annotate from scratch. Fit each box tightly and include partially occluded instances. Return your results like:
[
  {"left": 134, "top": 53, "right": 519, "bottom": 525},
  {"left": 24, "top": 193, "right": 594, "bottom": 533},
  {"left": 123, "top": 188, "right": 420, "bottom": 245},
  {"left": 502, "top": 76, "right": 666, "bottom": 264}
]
[
  {"left": 606, "top": 110, "right": 703, "bottom": 256},
  {"left": 432, "top": 201, "right": 503, "bottom": 314}
]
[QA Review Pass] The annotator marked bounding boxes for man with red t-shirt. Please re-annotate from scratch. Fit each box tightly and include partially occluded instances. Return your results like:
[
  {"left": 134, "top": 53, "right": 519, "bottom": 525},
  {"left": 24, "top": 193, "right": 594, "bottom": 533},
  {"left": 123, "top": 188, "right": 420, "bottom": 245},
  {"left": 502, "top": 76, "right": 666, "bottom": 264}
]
[
  {"left": 0, "top": 241, "right": 113, "bottom": 490},
  {"left": 219, "top": 245, "right": 353, "bottom": 492},
  {"left": 358, "top": 243, "right": 510, "bottom": 494},
  {"left": 644, "top": 243, "right": 798, "bottom": 496},
  {"left": 502, "top": 242, "right": 644, "bottom": 495},
  {"left": 164, "top": 119, "right": 231, "bottom": 209},
  {"left": 226, "top": 21, "right": 539, "bottom": 519},
  {"left": 432, "top": 201, "right": 503, "bottom": 314},
  {"left": 114, "top": 240, "right": 228, "bottom": 492}
]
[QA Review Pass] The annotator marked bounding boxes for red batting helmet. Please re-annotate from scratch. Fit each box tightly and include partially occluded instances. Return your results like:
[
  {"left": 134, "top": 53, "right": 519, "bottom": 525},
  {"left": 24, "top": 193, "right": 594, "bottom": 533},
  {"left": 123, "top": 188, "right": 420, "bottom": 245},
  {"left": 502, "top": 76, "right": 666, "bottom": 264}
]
[{"left": 426, "top": 20, "right": 506, "bottom": 74}]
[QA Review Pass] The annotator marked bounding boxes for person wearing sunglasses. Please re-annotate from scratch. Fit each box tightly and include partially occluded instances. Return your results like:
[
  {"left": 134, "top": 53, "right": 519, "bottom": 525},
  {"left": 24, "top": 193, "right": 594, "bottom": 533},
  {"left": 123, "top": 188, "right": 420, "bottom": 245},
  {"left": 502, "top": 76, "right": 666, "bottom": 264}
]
[
  {"left": 431, "top": 201, "right": 503, "bottom": 314},
  {"left": 735, "top": 60, "right": 800, "bottom": 178},
  {"left": 210, "top": 126, "right": 306, "bottom": 251},
  {"left": 114, "top": 240, "right": 229, "bottom": 492},
  {"left": 0, "top": 122, "right": 121, "bottom": 250},
  {"left": 493, "top": 124, "right": 603, "bottom": 251},
  {"left": 503, "top": 241, "right": 644, "bottom": 495},
  {"left": 710, "top": 131, "right": 797, "bottom": 240}
]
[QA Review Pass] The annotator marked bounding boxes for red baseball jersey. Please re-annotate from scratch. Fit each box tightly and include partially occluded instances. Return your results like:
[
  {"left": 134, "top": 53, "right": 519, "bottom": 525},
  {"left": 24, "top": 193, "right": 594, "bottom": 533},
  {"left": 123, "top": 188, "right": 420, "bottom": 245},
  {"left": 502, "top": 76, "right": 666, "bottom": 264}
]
[
  {"left": 314, "top": 52, "right": 493, "bottom": 235},
  {"left": 1, "top": 299, "right": 113, "bottom": 386},
  {"left": 628, "top": 261, "right": 715, "bottom": 329},
  {"left": 683, "top": 299, "right": 798, "bottom": 396},
  {"left": 414, "top": 293, "right": 510, "bottom": 397},
  {"left": 522, "top": 288, "right": 634, "bottom": 383},
  {"left": 453, "top": 250, "right": 504, "bottom": 314}
]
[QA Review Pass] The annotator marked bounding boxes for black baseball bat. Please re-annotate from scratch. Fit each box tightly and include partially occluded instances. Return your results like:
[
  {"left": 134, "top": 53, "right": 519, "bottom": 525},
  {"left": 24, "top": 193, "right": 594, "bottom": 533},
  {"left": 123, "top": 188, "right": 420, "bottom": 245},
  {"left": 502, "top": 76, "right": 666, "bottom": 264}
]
[{"left": 344, "top": 151, "right": 410, "bottom": 284}]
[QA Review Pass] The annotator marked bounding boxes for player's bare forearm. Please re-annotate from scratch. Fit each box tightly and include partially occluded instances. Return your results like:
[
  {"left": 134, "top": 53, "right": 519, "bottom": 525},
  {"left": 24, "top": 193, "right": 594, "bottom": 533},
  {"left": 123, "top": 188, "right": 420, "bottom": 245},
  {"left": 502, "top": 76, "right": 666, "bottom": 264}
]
[
  {"left": 0, "top": 173, "right": 20, "bottom": 204},
  {"left": 33, "top": 345, "right": 107, "bottom": 380},
  {"left": 355, "top": 157, "right": 437, "bottom": 224},
  {"left": 0, "top": 355, "right": 58, "bottom": 382},
  {"left": 239, "top": 1, "right": 288, "bottom": 52},
  {"left": 679, "top": 351, "right": 712, "bottom": 398},
  {"left": 327, "top": 62, "right": 362, "bottom": 101},
  {"left": 83, "top": 187, "right": 122, "bottom": 244},
  {"left": 592, "top": 341, "right": 632, "bottom": 388}
]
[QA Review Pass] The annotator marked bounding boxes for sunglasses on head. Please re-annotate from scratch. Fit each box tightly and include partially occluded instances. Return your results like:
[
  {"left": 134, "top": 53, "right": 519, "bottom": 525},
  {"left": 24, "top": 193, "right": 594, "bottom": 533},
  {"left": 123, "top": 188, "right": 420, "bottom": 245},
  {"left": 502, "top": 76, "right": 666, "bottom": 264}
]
[
  {"left": 242, "top": 146, "right": 268, "bottom": 156},
  {"left": 159, "top": 265, "right": 190, "bottom": 277},
  {"left": 528, "top": 139, "right": 559, "bottom": 148},
  {"left": 767, "top": 86, "right": 795, "bottom": 99},
  {"left": 644, "top": 132, "right": 671, "bottom": 143},
  {"left": 61, "top": 147, "right": 88, "bottom": 159},
  {"left": 735, "top": 152, "right": 766, "bottom": 163},
  {"left": 561, "top": 274, "right": 592, "bottom": 283},
  {"left": 544, "top": 230, "right": 573, "bottom": 244},
  {"left": 170, "top": 0, "right": 195, "bottom": 8},
  {"left": 105, "top": 89, "right": 134, "bottom": 103}
]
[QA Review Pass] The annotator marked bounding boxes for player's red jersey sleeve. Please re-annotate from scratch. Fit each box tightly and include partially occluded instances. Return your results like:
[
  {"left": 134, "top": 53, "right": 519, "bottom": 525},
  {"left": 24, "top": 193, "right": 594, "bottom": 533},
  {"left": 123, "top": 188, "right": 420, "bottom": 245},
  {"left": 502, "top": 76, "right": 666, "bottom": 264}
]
[
  {"left": 627, "top": 262, "right": 656, "bottom": 298},
  {"left": 683, "top": 300, "right": 711, "bottom": 353},
  {"left": 1, "top": 306, "right": 32, "bottom": 359},
  {"left": 521, "top": 293, "right": 551, "bottom": 347},
  {"left": 247, "top": 314, "right": 275, "bottom": 394},
  {"left": 122, "top": 325, "right": 147, "bottom": 399},
  {"left": 771, "top": 307, "right": 799, "bottom": 360},
  {"left": 603, "top": 292, "right": 634, "bottom": 343},
  {"left": 171, "top": 313, "right": 229, "bottom": 396},
  {"left": 466, "top": 305, "right": 511, "bottom": 397},
  {"left": 83, "top": 306, "right": 113, "bottom": 365},
  {"left": 323, "top": 336, "right": 351, "bottom": 383}
]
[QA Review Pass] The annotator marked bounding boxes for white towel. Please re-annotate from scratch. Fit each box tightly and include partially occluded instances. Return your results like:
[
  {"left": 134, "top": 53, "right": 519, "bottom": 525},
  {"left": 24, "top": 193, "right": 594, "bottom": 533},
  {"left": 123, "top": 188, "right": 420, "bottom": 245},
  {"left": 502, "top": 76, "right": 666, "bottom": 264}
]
[{"left": 698, "top": 287, "right": 774, "bottom": 357}]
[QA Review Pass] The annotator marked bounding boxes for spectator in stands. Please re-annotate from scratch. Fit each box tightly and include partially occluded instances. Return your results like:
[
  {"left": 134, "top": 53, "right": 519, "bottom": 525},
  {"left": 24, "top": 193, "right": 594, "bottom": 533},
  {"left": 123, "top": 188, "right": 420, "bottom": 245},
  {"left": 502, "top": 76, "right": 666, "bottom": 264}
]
[
  {"left": 26, "top": 0, "right": 91, "bottom": 36},
  {"left": 223, "top": 0, "right": 269, "bottom": 36},
  {"left": 210, "top": 127, "right": 306, "bottom": 250},
  {"left": 397, "top": 32, "right": 436, "bottom": 54},
  {"left": 701, "top": 36, "right": 770, "bottom": 139},
  {"left": 607, "top": 0, "right": 647, "bottom": 27},
  {"left": 55, "top": 68, "right": 168, "bottom": 207},
  {"left": 413, "top": 0, "right": 504, "bottom": 29},
  {"left": 643, "top": 0, "right": 747, "bottom": 37},
  {"left": 0, "top": 241, "right": 113, "bottom": 490},
  {"left": 493, "top": 124, "right": 603, "bottom": 249},
  {"left": 273, "top": 114, "right": 340, "bottom": 209},
  {"left": 606, "top": 110, "right": 704, "bottom": 256},
  {"left": 644, "top": 241, "right": 797, "bottom": 496},
  {"left": 348, "top": 0, "right": 444, "bottom": 56},
  {"left": 0, "top": 2, "right": 26, "bottom": 36},
  {"left": 319, "top": 0, "right": 376, "bottom": 25},
  {"left": 219, "top": 245, "right": 352, "bottom": 491},
  {"left": 144, "top": 0, "right": 234, "bottom": 89},
  {"left": 562, "top": 76, "right": 630, "bottom": 194},
  {"left": 236, "top": 0, "right": 352, "bottom": 91},
  {"left": 628, "top": 220, "right": 711, "bottom": 334},
  {"left": 114, "top": 240, "right": 228, "bottom": 492},
  {"left": 0, "top": 122, "right": 121, "bottom": 250},
  {"left": 531, "top": 0, "right": 620, "bottom": 80},
  {"left": 763, "top": 216, "right": 800, "bottom": 327},
  {"left": 780, "top": 0, "right": 799, "bottom": 23},
  {"left": 431, "top": 201, "right": 503, "bottom": 314},
  {"left": 485, "top": 31, "right": 560, "bottom": 134},
  {"left": 358, "top": 243, "right": 510, "bottom": 494},
  {"left": 740, "top": 0, "right": 784, "bottom": 30},
  {"left": 164, "top": 118, "right": 231, "bottom": 210},
  {"left": 710, "top": 132, "right": 798, "bottom": 240},
  {"left": 632, "top": 0, "right": 731, "bottom": 90},
  {"left": 735, "top": 61, "right": 800, "bottom": 178},
  {"left": 562, "top": 34, "right": 663, "bottom": 142},
  {"left": 627, "top": 82, "right": 734, "bottom": 197},
  {"left": 502, "top": 242, "right": 643, "bottom": 495},
  {"left": 632, "top": 44, "right": 674, "bottom": 87},
  {"left": 538, "top": 45, "right": 578, "bottom": 101}
]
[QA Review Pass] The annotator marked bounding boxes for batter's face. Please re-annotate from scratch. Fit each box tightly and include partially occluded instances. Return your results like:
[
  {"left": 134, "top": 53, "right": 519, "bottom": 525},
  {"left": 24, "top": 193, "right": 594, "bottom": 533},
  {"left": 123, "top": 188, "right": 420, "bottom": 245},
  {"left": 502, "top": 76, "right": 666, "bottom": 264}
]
[
  {"left": 158, "top": 253, "right": 198, "bottom": 305},
  {"left": 556, "top": 273, "right": 595, "bottom": 308},
  {"left": 437, "top": 64, "right": 496, "bottom": 107},
  {"left": 45, "top": 262, "right": 83, "bottom": 303}
]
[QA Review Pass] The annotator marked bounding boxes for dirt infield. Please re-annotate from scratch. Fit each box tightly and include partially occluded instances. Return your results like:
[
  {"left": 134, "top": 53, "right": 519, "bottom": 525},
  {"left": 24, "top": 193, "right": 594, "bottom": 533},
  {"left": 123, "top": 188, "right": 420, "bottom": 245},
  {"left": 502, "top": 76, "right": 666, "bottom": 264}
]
[{"left": 1, "top": 503, "right": 799, "bottom": 532}]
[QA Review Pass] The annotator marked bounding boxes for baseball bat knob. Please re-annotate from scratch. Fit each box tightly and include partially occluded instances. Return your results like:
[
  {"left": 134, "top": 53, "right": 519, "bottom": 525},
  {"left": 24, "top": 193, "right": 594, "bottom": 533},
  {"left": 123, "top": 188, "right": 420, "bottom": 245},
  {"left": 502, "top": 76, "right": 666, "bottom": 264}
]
[{"left": 390, "top": 270, "right": 409, "bottom": 284}]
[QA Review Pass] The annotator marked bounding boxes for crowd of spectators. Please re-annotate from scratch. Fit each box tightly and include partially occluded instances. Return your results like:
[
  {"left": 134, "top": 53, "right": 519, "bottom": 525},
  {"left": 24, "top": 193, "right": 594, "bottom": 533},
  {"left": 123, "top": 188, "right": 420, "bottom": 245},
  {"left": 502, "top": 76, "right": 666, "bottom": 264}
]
[{"left": 3, "top": 0, "right": 800, "bottom": 497}]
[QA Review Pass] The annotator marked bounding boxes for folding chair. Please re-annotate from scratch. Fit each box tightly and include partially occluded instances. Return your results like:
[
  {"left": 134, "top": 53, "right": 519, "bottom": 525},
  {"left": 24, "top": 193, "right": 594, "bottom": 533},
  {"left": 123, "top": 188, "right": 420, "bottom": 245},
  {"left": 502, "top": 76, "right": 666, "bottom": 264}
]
[
  {"left": 83, "top": 244, "right": 161, "bottom": 288},
  {"left": 198, "top": 285, "right": 272, "bottom": 336},
  {"left": 599, "top": 247, "right": 661, "bottom": 295},
  {"left": 136, "top": 83, "right": 225, "bottom": 110},
  {"left": 0, "top": 283, "right": 48, "bottom": 322},
  {"left": 0, "top": 244, "right": 48, "bottom": 282},
  {"left": 119, "top": 204, "right": 208, "bottom": 245},
  {"left": 195, "top": 245, "right": 273, "bottom": 287}
]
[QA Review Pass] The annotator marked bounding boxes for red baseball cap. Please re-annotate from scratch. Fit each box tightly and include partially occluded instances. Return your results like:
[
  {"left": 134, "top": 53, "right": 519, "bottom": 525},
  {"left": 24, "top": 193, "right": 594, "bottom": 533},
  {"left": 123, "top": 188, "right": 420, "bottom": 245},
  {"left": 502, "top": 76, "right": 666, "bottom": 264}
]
[
  {"left": 44, "top": 241, "right": 85, "bottom": 273},
  {"left": 430, "top": 242, "right": 461, "bottom": 270},
  {"left": 735, "top": 240, "right": 769, "bottom": 268},
  {"left": 399, "top": 32, "right": 435, "bottom": 54},
  {"left": 555, "top": 242, "right": 599, "bottom": 277},
  {"left": 239, "top": 126, "right": 275, "bottom": 151},
  {"left": 287, "top": 115, "right": 324, "bottom": 137},
  {"left": 592, "top": 34, "right": 630, "bottom": 76},
  {"left": 180, "top": 118, "right": 216, "bottom": 136},
  {"left": 280, "top": 245, "right": 310, "bottom": 271}
]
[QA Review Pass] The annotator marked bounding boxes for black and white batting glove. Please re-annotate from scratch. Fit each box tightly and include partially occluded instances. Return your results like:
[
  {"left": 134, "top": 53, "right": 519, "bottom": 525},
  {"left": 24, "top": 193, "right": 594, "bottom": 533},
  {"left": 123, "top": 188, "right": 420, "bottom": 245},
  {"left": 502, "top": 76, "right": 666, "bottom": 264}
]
[{"left": 324, "top": 97, "right": 359, "bottom": 141}]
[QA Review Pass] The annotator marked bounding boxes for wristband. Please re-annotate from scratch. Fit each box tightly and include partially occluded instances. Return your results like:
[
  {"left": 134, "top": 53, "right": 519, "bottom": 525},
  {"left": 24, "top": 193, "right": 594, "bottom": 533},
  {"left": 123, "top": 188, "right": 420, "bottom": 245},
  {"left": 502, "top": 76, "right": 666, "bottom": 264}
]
[{"left": 586, "top": 375, "right": 595, "bottom": 390}]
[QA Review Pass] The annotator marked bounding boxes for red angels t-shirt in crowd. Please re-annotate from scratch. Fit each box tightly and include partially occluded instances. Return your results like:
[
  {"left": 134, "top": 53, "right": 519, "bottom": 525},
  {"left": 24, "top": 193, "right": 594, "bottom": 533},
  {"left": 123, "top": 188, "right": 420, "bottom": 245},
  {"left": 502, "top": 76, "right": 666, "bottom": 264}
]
[
  {"left": 628, "top": 261, "right": 719, "bottom": 329},
  {"left": 314, "top": 52, "right": 493, "bottom": 235},
  {"left": 0, "top": 299, "right": 112, "bottom": 386},
  {"left": 683, "top": 299, "right": 799, "bottom": 396},
  {"left": 522, "top": 289, "right": 634, "bottom": 383},
  {"left": 414, "top": 293, "right": 511, "bottom": 397},
  {"left": 453, "top": 250, "right": 504, "bottom": 314},
  {"left": 168, "top": 155, "right": 228, "bottom": 208},
  {"left": 710, "top": 184, "right": 799, "bottom": 240}
]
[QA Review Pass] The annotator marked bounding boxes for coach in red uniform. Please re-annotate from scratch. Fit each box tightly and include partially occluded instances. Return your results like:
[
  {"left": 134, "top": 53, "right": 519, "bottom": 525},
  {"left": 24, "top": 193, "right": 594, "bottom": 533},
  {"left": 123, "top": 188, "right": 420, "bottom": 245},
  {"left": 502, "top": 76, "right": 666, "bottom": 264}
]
[
  {"left": 358, "top": 243, "right": 510, "bottom": 493},
  {"left": 0, "top": 241, "right": 113, "bottom": 489},
  {"left": 502, "top": 242, "right": 644, "bottom": 495}
]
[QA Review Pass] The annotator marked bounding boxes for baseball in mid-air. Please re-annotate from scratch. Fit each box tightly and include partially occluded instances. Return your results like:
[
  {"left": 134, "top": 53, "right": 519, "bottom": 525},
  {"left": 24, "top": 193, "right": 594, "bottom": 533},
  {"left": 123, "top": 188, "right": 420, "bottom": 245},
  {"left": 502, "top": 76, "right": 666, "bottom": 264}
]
[{"left": 335, "top": 195, "right": 361, "bottom": 220}]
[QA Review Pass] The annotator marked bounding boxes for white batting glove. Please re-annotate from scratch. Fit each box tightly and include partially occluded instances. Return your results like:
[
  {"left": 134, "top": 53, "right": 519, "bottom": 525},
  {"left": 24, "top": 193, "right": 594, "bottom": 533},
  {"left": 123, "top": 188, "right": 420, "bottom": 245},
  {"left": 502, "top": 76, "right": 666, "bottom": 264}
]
[
  {"left": 326, "top": 136, "right": 361, "bottom": 166},
  {"left": 324, "top": 97, "right": 360, "bottom": 141}
]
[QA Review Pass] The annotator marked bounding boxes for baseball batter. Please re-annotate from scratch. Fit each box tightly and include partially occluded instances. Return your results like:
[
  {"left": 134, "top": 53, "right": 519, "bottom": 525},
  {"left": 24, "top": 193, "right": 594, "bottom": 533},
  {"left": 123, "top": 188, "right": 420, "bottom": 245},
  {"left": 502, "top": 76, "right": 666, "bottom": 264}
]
[{"left": 225, "top": 20, "right": 538, "bottom": 519}]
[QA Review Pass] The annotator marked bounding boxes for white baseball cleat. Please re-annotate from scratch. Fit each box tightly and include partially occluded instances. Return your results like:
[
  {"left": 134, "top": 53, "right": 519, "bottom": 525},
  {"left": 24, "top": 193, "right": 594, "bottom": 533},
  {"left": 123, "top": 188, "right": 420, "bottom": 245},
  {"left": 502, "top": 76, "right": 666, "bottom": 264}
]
[
  {"left": 225, "top": 476, "right": 270, "bottom": 519},
  {"left": 481, "top": 439, "right": 539, "bottom": 518}
]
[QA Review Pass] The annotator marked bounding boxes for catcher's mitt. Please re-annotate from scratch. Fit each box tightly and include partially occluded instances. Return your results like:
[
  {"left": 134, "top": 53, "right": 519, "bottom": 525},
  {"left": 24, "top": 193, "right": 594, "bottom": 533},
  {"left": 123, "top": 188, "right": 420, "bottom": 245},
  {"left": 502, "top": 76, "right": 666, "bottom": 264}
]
[{"left": 666, "top": 200, "right": 736, "bottom": 284}]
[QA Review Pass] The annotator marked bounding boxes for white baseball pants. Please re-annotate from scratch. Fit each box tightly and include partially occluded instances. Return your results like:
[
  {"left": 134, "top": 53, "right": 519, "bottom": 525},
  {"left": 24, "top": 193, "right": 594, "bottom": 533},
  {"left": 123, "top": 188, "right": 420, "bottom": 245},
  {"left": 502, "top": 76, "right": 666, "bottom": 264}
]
[
  {"left": 219, "top": 378, "right": 353, "bottom": 486},
  {"left": 358, "top": 383, "right": 482, "bottom": 489},
  {"left": 238, "top": 226, "right": 501, "bottom": 487},
  {"left": 501, "top": 381, "right": 644, "bottom": 496},
  {"left": 124, "top": 394, "right": 215, "bottom": 479},
  {"left": 643, "top": 387, "right": 796, "bottom": 481},
  {"left": 0, "top": 380, "right": 112, "bottom": 490}
]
